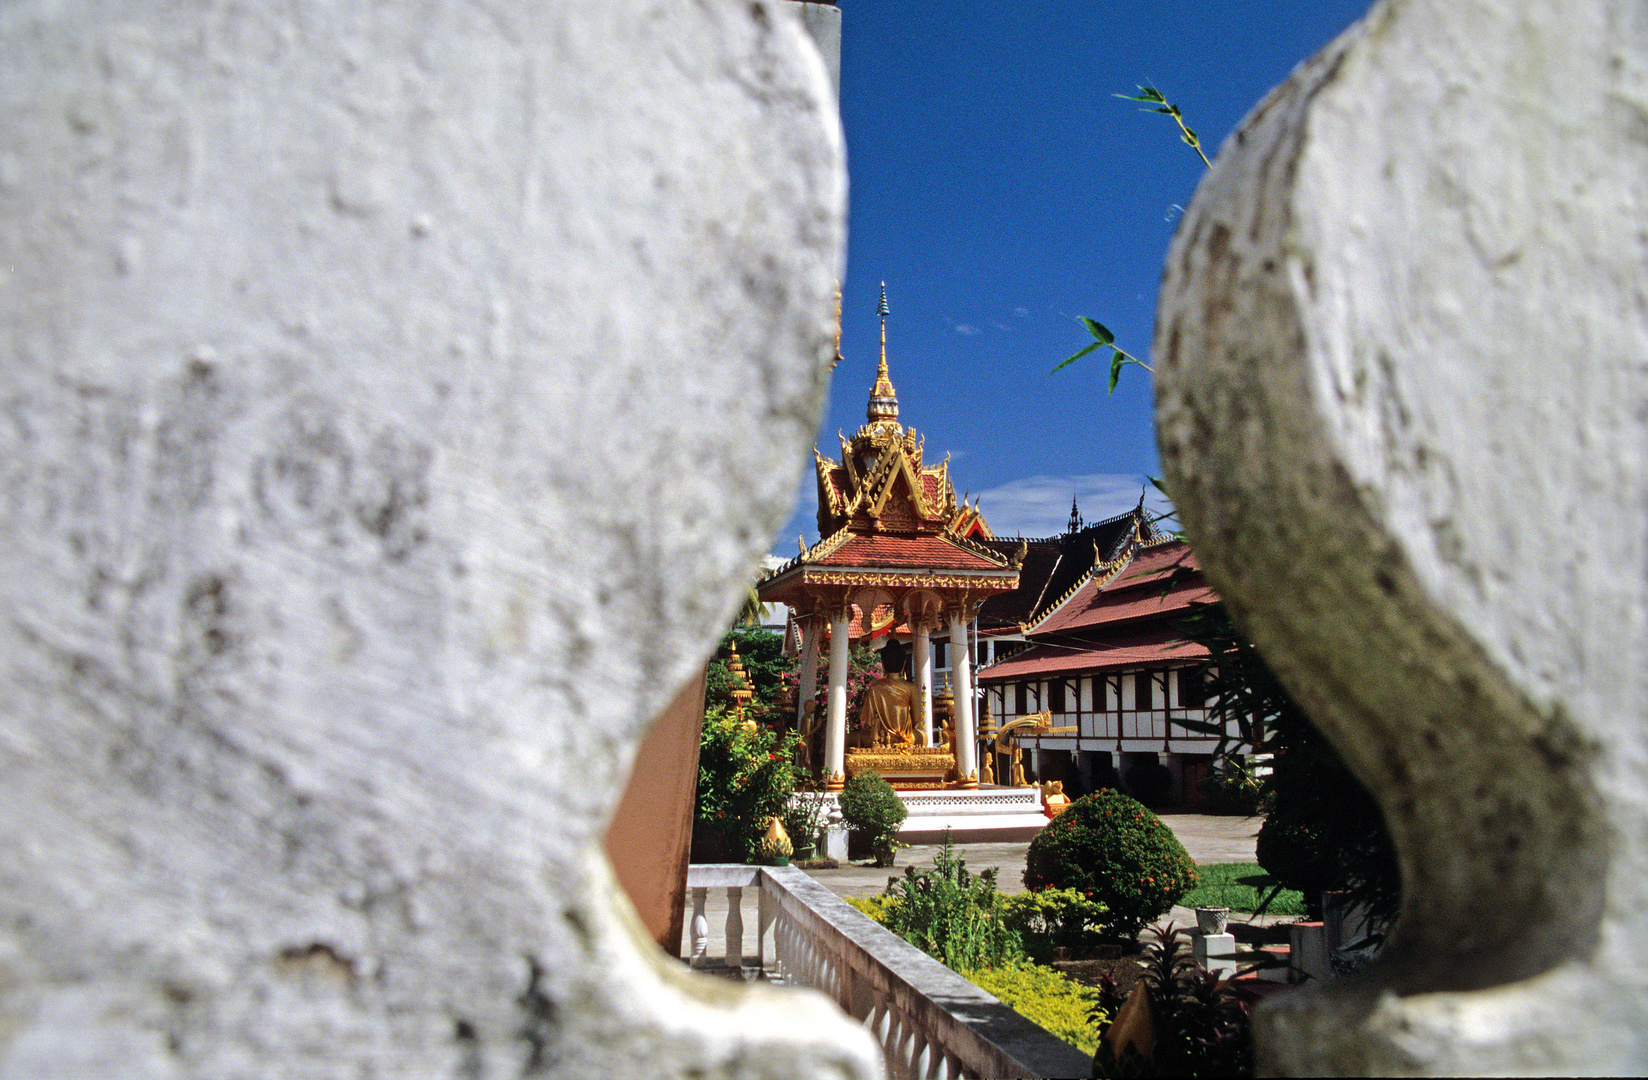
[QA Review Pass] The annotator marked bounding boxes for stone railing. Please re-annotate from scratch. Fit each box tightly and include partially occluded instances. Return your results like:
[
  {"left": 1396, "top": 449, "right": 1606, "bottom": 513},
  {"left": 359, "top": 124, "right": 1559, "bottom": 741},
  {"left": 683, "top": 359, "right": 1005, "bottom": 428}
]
[{"left": 686, "top": 864, "right": 1091, "bottom": 1080}]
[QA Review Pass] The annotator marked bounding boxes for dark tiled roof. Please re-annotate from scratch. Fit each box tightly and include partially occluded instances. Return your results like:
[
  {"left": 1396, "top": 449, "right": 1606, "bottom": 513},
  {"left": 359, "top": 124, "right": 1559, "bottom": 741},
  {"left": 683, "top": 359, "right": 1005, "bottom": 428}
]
[
  {"left": 973, "top": 512, "right": 1143, "bottom": 630},
  {"left": 1033, "top": 540, "right": 1207, "bottom": 635},
  {"left": 977, "top": 626, "right": 1207, "bottom": 680},
  {"left": 974, "top": 538, "right": 1063, "bottom": 630}
]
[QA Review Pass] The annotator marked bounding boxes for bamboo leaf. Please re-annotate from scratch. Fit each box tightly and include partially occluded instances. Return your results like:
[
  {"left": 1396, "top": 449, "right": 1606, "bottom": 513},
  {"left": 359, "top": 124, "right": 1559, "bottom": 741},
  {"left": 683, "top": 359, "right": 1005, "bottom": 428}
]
[
  {"left": 1077, "top": 316, "right": 1115, "bottom": 345},
  {"left": 1049, "top": 340, "right": 1103, "bottom": 376}
]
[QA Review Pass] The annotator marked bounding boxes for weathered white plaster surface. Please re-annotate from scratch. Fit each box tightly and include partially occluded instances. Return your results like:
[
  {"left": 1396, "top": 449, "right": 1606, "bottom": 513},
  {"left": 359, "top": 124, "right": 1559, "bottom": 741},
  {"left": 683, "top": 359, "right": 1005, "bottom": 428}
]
[
  {"left": 1156, "top": 0, "right": 1648, "bottom": 1072},
  {"left": 0, "top": 1, "right": 876, "bottom": 1075}
]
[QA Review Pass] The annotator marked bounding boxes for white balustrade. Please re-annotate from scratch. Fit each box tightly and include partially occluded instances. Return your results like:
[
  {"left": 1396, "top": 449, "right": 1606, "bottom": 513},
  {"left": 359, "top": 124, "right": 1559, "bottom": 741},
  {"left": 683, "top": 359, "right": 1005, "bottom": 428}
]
[{"left": 684, "top": 864, "right": 1090, "bottom": 1080}]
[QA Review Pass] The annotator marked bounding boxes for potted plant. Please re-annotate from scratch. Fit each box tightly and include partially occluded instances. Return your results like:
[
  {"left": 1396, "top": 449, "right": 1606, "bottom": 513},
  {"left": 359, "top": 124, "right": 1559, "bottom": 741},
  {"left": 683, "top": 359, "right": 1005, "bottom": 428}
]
[
  {"left": 837, "top": 769, "right": 907, "bottom": 868},
  {"left": 784, "top": 786, "right": 828, "bottom": 863}
]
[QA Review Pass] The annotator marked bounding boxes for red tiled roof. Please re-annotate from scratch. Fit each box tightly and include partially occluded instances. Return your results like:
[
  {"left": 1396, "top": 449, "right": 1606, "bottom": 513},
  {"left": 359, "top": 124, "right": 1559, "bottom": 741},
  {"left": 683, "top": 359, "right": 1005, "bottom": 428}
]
[
  {"left": 811, "top": 532, "right": 1009, "bottom": 573},
  {"left": 823, "top": 466, "right": 849, "bottom": 506},
  {"left": 978, "top": 628, "right": 1207, "bottom": 680},
  {"left": 1033, "top": 542, "right": 1211, "bottom": 634}
]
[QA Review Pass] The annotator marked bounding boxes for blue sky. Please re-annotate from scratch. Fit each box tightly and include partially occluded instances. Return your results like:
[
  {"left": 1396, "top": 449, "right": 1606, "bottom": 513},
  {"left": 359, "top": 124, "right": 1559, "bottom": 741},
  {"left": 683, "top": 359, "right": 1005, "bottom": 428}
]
[{"left": 773, "top": 0, "right": 1374, "bottom": 549}]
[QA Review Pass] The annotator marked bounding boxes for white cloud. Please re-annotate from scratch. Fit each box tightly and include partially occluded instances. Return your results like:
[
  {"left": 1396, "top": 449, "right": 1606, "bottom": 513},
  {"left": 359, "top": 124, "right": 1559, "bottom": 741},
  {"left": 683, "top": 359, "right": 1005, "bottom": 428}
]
[
  {"left": 972, "top": 473, "right": 1175, "bottom": 539},
  {"left": 954, "top": 323, "right": 981, "bottom": 335},
  {"left": 1013, "top": 306, "right": 1029, "bottom": 317}
]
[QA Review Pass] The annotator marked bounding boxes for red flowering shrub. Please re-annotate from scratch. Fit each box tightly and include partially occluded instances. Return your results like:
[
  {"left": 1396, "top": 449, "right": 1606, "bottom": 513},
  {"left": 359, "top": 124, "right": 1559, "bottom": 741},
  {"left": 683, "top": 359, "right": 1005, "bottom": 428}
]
[
  {"left": 693, "top": 707, "right": 801, "bottom": 863},
  {"left": 1022, "top": 788, "right": 1197, "bottom": 940},
  {"left": 776, "top": 642, "right": 884, "bottom": 736}
]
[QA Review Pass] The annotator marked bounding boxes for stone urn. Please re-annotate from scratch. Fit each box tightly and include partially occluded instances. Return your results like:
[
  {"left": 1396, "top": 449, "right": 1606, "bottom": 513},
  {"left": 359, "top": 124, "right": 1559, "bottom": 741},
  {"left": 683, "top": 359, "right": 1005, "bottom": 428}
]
[{"left": 1196, "top": 906, "right": 1231, "bottom": 936}]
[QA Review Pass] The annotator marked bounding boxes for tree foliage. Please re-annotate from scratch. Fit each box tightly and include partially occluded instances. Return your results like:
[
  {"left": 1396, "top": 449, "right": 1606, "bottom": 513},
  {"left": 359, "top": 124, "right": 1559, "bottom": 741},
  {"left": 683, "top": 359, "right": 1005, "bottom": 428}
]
[
  {"left": 1173, "top": 601, "right": 1401, "bottom": 930},
  {"left": 692, "top": 706, "right": 800, "bottom": 863}
]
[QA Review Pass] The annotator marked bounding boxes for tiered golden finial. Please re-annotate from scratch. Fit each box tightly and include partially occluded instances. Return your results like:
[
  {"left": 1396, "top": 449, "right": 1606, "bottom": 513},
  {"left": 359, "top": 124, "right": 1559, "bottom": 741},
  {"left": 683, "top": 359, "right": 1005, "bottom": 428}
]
[
  {"left": 866, "top": 282, "right": 899, "bottom": 425},
  {"left": 726, "top": 642, "right": 755, "bottom": 725}
]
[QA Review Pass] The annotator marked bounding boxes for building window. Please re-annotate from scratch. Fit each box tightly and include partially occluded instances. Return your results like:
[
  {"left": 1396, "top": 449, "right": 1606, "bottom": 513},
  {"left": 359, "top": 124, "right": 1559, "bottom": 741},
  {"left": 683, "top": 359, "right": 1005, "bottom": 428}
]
[
  {"left": 1177, "top": 667, "right": 1205, "bottom": 708},
  {"left": 934, "top": 640, "right": 948, "bottom": 670},
  {"left": 1049, "top": 679, "right": 1066, "bottom": 713},
  {"left": 1093, "top": 676, "right": 1107, "bottom": 712},
  {"left": 1015, "top": 682, "right": 1027, "bottom": 715},
  {"left": 1135, "top": 670, "right": 1154, "bottom": 711}
]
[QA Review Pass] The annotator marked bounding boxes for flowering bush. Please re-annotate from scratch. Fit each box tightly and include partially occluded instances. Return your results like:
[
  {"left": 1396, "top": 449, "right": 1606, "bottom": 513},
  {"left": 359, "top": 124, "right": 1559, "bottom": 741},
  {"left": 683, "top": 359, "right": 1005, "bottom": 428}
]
[
  {"left": 776, "top": 641, "right": 885, "bottom": 737},
  {"left": 1022, "top": 789, "right": 1198, "bottom": 940},
  {"left": 692, "top": 707, "right": 801, "bottom": 863}
]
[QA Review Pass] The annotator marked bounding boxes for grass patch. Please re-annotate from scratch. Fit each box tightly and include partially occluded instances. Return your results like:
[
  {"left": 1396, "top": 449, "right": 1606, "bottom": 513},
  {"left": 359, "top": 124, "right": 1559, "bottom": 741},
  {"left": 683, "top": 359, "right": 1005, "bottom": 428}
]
[{"left": 1181, "top": 862, "right": 1306, "bottom": 916}]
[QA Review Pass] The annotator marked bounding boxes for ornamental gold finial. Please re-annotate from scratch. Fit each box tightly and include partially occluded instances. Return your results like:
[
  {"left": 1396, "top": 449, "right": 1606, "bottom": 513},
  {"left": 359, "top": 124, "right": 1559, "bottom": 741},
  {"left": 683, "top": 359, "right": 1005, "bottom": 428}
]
[{"left": 867, "top": 282, "right": 898, "bottom": 424}]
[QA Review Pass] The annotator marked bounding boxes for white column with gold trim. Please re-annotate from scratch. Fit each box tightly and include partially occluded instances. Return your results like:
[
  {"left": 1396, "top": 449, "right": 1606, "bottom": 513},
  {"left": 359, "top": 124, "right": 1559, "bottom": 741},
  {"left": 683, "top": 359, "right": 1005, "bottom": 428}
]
[
  {"left": 825, "top": 608, "right": 850, "bottom": 788},
  {"left": 948, "top": 610, "right": 977, "bottom": 786}
]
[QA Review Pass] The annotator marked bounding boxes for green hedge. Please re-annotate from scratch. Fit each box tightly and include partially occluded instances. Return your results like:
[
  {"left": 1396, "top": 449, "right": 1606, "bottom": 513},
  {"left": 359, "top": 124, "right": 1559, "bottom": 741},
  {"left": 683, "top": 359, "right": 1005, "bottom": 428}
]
[{"left": 961, "top": 961, "right": 1106, "bottom": 1058}]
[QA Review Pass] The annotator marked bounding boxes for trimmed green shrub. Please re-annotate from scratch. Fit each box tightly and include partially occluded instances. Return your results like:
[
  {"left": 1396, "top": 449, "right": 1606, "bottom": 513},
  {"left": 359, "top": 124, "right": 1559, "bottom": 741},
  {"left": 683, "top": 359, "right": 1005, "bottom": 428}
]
[
  {"left": 1022, "top": 789, "right": 1197, "bottom": 940},
  {"left": 838, "top": 769, "right": 907, "bottom": 867},
  {"left": 963, "top": 961, "right": 1105, "bottom": 1058},
  {"left": 998, "top": 888, "right": 1111, "bottom": 964},
  {"left": 877, "top": 838, "right": 1021, "bottom": 971},
  {"left": 1256, "top": 816, "right": 1332, "bottom": 918}
]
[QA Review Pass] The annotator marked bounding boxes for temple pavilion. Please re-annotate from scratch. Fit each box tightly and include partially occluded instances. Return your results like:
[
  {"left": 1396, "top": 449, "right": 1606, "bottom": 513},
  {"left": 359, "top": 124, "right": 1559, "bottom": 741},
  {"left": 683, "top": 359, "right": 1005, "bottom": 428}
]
[{"left": 757, "top": 287, "right": 1020, "bottom": 790}]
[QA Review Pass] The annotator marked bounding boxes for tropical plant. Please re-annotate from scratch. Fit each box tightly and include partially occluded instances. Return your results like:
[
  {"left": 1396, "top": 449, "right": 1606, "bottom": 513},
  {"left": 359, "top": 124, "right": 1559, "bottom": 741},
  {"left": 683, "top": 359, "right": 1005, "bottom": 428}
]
[
  {"left": 692, "top": 707, "right": 801, "bottom": 863},
  {"left": 867, "top": 836, "right": 1022, "bottom": 972},
  {"left": 836, "top": 768, "right": 907, "bottom": 867},
  {"left": 997, "top": 887, "right": 1112, "bottom": 965},
  {"left": 1022, "top": 789, "right": 1197, "bottom": 941},
  {"left": 1195, "top": 754, "right": 1264, "bottom": 816},
  {"left": 1091, "top": 923, "right": 1252, "bottom": 1078}
]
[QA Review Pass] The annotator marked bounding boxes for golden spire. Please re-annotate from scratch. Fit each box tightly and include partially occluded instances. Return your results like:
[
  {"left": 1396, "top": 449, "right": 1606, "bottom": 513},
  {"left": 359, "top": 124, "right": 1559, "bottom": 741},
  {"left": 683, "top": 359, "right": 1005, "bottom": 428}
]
[{"left": 867, "top": 282, "right": 899, "bottom": 424}]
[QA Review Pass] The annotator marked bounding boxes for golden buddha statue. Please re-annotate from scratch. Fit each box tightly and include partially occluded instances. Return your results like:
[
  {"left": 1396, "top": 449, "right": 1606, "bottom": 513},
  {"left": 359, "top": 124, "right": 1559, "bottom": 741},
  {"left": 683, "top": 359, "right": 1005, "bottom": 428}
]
[
  {"left": 843, "top": 640, "right": 954, "bottom": 788},
  {"left": 854, "top": 640, "right": 923, "bottom": 750}
]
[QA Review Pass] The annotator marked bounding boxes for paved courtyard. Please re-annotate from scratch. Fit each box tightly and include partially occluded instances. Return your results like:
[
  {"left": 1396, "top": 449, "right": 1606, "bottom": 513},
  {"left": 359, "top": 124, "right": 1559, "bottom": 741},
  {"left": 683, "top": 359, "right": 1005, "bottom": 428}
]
[
  {"left": 682, "top": 813, "right": 1271, "bottom": 961},
  {"left": 802, "top": 812, "right": 1263, "bottom": 900}
]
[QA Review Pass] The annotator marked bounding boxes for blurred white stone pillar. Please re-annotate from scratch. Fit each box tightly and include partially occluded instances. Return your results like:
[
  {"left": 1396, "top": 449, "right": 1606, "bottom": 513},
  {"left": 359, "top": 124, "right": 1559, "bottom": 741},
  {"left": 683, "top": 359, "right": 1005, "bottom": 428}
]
[
  {"left": 1154, "top": 0, "right": 1648, "bottom": 1072},
  {"left": 0, "top": 1, "right": 877, "bottom": 1076}
]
